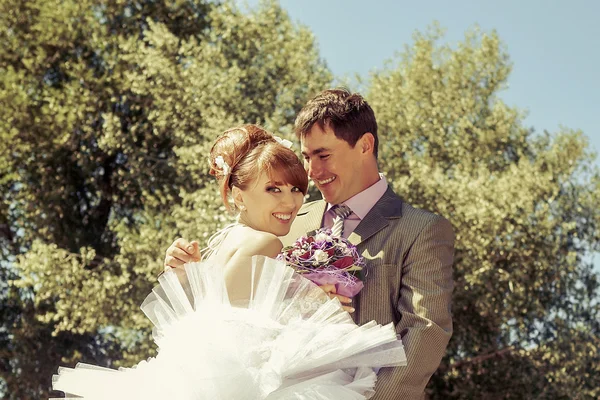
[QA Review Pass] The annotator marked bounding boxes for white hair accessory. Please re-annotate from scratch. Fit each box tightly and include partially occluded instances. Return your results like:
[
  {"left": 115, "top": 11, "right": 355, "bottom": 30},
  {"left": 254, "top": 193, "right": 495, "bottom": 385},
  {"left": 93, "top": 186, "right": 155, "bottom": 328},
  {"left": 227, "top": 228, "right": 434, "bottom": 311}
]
[
  {"left": 273, "top": 136, "right": 293, "bottom": 149},
  {"left": 214, "top": 156, "right": 231, "bottom": 176}
]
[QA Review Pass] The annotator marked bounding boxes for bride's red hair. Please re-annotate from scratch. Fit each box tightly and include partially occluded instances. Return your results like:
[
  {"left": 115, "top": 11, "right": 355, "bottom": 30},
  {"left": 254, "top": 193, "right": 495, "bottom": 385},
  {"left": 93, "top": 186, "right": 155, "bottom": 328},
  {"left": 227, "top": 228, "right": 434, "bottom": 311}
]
[{"left": 209, "top": 124, "right": 308, "bottom": 211}]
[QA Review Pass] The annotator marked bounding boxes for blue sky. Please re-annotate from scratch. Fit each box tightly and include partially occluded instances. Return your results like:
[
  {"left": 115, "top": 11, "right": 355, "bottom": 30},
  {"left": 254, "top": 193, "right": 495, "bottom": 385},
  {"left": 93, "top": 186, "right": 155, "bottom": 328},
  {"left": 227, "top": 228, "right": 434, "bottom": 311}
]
[
  {"left": 245, "top": 0, "right": 600, "bottom": 161},
  {"left": 242, "top": 0, "right": 600, "bottom": 269}
]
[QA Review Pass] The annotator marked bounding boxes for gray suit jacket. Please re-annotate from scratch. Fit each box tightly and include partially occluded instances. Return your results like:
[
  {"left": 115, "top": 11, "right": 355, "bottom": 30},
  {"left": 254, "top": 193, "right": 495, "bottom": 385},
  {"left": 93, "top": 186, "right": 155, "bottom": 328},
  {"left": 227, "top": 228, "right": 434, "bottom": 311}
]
[{"left": 281, "top": 187, "right": 454, "bottom": 399}]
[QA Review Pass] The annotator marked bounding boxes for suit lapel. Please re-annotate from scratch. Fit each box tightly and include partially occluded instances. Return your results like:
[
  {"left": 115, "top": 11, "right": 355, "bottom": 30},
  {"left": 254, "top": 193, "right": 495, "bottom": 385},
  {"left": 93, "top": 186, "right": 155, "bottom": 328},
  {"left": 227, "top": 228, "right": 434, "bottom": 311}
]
[
  {"left": 285, "top": 188, "right": 403, "bottom": 246},
  {"left": 347, "top": 187, "right": 403, "bottom": 246},
  {"left": 347, "top": 213, "right": 388, "bottom": 246},
  {"left": 302, "top": 200, "right": 327, "bottom": 234},
  {"left": 281, "top": 200, "right": 327, "bottom": 246}
]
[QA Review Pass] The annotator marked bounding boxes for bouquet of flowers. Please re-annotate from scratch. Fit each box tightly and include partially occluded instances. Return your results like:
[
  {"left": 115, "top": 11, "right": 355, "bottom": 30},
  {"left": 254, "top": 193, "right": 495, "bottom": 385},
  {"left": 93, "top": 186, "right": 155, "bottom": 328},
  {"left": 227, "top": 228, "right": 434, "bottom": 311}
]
[{"left": 277, "top": 228, "right": 365, "bottom": 297}]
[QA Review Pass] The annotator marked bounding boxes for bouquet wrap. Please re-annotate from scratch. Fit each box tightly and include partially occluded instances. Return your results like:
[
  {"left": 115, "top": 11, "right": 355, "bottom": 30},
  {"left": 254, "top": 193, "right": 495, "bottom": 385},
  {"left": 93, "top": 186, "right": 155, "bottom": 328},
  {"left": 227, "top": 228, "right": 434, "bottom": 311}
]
[{"left": 278, "top": 228, "right": 365, "bottom": 297}]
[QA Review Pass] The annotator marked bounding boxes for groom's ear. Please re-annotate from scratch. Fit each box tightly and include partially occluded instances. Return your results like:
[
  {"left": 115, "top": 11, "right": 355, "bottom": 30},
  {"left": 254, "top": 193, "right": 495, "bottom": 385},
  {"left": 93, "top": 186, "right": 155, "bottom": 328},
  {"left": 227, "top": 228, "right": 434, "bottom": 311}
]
[{"left": 359, "top": 132, "right": 375, "bottom": 155}]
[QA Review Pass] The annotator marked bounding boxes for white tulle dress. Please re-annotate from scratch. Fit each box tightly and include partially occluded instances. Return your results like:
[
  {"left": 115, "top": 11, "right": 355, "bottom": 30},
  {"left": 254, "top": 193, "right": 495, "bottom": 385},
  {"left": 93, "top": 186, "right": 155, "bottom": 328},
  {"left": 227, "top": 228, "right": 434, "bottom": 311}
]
[{"left": 52, "top": 256, "right": 407, "bottom": 399}]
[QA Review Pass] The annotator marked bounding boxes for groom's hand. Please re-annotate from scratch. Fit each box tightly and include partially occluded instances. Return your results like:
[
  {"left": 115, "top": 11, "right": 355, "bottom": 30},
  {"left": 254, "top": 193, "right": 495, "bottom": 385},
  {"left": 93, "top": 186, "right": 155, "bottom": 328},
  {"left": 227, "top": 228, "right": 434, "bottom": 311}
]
[
  {"left": 164, "top": 238, "right": 202, "bottom": 272},
  {"left": 319, "top": 284, "right": 355, "bottom": 313}
]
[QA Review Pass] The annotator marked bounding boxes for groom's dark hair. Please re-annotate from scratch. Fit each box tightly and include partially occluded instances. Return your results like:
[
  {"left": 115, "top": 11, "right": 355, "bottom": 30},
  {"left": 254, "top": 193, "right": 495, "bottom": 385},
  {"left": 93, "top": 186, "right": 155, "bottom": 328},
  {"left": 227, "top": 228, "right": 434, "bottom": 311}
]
[{"left": 294, "top": 88, "right": 379, "bottom": 158}]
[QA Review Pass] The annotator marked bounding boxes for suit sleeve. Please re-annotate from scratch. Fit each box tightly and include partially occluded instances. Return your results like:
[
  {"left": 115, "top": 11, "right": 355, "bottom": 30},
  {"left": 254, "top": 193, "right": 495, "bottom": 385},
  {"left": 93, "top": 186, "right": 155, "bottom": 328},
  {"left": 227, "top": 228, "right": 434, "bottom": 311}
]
[{"left": 374, "top": 216, "right": 455, "bottom": 399}]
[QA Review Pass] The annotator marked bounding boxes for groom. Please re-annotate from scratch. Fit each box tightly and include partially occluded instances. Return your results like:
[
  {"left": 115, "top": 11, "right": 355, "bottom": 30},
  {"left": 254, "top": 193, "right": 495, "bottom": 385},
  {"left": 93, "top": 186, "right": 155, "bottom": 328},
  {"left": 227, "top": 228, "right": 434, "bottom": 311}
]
[
  {"left": 165, "top": 89, "right": 454, "bottom": 399},
  {"left": 284, "top": 88, "right": 454, "bottom": 399}
]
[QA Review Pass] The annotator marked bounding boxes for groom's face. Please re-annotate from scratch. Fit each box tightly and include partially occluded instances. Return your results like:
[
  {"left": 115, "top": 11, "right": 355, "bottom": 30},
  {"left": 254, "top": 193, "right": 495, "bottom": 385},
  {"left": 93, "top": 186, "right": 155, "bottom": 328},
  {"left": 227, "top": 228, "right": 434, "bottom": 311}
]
[{"left": 301, "top": 124, "right": 366, "bottom": 205}]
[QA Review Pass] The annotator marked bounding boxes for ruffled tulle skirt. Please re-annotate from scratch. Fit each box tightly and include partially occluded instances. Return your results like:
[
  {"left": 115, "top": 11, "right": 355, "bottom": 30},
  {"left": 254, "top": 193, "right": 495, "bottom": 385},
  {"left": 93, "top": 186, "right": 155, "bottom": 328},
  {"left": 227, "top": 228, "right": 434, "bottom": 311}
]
[{"left": 52, "top": 256, "right": 406, "bottom": 399}]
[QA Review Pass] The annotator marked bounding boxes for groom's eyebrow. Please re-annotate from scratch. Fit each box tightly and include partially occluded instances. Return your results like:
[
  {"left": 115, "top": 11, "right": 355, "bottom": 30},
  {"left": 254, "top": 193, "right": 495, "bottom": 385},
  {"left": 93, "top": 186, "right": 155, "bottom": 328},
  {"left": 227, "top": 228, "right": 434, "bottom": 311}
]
[{"left": 301, "top": 147, "right": 329, "bottom": 157}]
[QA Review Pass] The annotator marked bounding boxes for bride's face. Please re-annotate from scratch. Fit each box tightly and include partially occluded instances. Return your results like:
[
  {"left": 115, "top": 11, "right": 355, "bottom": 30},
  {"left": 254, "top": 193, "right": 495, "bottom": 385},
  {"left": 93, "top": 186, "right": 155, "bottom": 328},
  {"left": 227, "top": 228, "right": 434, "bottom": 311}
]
[{"left": 235, "top": 171, "right": 304, "bottom": 236}]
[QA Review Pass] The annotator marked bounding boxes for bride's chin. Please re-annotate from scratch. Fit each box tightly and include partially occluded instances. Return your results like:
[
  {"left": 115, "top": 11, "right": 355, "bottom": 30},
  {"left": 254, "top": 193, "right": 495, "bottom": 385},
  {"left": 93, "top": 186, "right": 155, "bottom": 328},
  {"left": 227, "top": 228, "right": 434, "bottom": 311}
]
[
  {"left": 271, "top": 226, "right": 291, "bottom": 236},
  {"left": 272, "top": 224, "right": 292, "bottom": 237}
]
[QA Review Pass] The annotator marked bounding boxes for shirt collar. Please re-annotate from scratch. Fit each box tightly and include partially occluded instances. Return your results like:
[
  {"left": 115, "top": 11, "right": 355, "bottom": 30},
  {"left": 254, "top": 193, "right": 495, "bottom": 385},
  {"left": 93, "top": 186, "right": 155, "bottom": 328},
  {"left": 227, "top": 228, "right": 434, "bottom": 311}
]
[{"left": 326, "top": 173, "right": 389, "bottom": 220}]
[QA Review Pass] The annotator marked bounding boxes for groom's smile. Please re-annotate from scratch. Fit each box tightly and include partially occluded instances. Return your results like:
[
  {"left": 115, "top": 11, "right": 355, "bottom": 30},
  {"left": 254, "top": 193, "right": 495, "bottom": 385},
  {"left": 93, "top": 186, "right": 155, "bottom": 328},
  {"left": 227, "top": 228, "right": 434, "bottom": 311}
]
[
  {"left": 316, "top": 176, "right": 336, "bottom": 185},
  {"left": 301, "top": 124, "right": 374, "bottom": 206}
]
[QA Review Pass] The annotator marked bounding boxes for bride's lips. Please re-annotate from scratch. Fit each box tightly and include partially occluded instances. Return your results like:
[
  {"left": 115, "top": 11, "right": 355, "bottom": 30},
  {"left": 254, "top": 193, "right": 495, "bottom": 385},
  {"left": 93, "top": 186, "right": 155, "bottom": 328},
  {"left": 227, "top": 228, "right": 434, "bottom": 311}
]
[{"left": 273, "top": 213, "right": 293, "bottom": 223}]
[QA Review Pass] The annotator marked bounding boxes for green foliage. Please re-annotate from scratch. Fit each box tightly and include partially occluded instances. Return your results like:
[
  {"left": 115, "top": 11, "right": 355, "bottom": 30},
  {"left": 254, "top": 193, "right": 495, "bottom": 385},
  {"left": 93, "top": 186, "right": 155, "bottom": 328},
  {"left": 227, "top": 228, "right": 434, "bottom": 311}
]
[
  {"left": 368, "top": 25, "right": 600, "bottom": 398},
  {"left": 2, "top": 2, "right": 598, "bottom": 398},
  {"left": 0, "top": 0, "right": 330, "bottom": 397}
]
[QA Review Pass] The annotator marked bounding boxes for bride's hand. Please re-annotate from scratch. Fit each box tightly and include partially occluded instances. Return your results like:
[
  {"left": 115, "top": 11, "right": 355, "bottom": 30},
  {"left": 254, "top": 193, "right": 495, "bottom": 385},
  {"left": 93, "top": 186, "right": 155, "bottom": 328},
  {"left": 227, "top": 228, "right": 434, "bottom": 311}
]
[
  {"left": 163, "top": 238, "right": 202, "bottom": 273},
  {"left": 319, "top": 284, "right": 355, "bottom": 313}
]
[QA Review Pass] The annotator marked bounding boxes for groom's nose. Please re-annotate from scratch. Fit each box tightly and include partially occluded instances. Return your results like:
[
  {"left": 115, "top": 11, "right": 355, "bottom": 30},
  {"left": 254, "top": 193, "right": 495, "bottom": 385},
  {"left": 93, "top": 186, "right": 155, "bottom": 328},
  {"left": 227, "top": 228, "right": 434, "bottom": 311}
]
[{"left": 306, "top": 159, "right": 321, "bottom": 179}]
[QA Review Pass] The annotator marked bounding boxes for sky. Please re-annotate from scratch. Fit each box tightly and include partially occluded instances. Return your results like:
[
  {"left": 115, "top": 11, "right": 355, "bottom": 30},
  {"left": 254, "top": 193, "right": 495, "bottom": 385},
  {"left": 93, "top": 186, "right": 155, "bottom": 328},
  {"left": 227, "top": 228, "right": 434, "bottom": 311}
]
[
  {"left": 242, "top": 0, "right": 599, "bottom": 269},
  {"left": 244, "top": 0, "right": 599, "bottom": 161}
]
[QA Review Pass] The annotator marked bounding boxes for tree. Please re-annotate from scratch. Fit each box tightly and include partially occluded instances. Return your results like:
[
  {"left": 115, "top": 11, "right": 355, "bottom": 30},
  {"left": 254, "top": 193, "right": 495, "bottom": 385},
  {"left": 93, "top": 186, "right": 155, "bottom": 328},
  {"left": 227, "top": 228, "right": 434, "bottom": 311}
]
[
  {"left": 367, "top": 25, "right": 600, "bottom": 398},
  {"left": 0, "top": 0, "right": 331, "bottom": 397},
  {"left": 4, "top": 2, "right": 598, "bottom": 397}
]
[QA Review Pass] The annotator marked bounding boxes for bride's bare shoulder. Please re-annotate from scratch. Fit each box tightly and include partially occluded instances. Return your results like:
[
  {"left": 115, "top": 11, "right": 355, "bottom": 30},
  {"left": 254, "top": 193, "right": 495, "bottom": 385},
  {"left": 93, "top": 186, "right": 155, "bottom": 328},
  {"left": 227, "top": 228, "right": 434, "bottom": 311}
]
[{"left": 228, "top": 226, "right": 283, "bottom": 258}]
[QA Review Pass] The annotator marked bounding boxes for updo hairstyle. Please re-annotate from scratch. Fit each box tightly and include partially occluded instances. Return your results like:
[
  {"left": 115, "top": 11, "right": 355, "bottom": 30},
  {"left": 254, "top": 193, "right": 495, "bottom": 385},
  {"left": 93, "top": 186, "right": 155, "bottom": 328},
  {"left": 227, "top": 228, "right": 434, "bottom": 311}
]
[{"left": 209, "top": 124, "right": 308, "bottom": 210}]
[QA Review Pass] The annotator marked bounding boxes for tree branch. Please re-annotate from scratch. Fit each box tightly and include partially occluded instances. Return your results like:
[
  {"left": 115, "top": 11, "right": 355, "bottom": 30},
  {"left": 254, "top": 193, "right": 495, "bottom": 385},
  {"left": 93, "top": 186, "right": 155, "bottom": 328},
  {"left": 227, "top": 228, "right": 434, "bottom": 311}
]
[{"left": 448, "top": 346, "right": 516, "bottom": 370}]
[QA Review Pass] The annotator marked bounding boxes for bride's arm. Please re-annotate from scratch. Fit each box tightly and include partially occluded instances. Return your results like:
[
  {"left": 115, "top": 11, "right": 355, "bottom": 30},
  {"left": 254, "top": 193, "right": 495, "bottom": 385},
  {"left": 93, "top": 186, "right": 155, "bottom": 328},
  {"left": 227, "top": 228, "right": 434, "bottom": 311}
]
[{"left": 224, "top": 233, "right": 283, "bottom": 303}]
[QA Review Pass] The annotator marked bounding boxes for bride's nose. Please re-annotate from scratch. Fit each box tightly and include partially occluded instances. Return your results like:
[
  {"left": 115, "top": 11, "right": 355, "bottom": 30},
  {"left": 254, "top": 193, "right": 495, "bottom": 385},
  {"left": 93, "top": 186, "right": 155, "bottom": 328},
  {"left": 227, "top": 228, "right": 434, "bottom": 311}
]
[{"left": 280, "top": 191, "right": 296, "bottom": 209}]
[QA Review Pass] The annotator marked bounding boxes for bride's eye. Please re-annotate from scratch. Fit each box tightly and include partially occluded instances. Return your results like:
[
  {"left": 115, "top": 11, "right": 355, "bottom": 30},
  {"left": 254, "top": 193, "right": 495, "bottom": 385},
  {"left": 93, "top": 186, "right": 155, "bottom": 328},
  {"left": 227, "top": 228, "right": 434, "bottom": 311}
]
[
  {"left": 266, "top": 186, "right": 281, "bottom": 193},
  {"left": 291, "top": 187, "right": 302, "bottom": 193}
]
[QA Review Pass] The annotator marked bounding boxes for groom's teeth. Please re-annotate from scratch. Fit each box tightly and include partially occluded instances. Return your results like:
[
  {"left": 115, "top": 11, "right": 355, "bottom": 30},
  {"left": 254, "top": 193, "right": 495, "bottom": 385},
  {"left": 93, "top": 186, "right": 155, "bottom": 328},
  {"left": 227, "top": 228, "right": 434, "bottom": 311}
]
[
  {"left": 317, "top": 176, "right": 336, "bottom": 185},
  {"left": 273, "top": 213, "right": 292, "bottom": 220}
]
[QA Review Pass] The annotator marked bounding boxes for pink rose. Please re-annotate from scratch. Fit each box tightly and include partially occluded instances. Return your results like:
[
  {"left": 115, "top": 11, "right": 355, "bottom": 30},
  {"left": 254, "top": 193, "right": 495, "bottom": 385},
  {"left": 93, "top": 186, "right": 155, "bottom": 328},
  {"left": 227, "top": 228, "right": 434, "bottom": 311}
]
[{"left": 332, "top": 256, "right": 354, "bottom": 269}]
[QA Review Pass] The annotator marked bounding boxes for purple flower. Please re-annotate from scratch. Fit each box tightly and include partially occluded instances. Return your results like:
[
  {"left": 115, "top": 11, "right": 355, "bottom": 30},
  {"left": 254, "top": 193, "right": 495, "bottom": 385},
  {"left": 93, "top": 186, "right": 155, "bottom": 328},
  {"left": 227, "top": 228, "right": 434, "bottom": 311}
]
[{"left": 278, "top": 228, "right": 365, "bottom": 297}]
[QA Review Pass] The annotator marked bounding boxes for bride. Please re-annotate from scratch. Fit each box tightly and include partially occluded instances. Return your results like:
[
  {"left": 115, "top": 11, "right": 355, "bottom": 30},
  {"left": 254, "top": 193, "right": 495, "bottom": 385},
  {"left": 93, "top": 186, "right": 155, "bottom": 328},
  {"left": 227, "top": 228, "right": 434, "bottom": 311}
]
[{"left": 52, "top": 125, "right": 407, "bottom": 399}]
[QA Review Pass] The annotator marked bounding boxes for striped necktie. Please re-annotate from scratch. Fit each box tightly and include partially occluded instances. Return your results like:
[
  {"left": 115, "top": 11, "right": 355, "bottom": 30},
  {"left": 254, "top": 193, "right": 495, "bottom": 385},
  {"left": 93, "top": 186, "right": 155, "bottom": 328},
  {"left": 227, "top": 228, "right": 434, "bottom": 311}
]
[{"left": 331, "top": 204, "right": 352, "bottom": 237}]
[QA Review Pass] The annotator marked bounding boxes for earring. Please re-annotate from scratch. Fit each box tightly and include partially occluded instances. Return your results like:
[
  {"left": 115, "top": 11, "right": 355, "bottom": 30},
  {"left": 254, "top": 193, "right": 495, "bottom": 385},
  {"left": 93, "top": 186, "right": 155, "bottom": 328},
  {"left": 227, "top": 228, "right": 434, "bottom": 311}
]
[{"left": 239, "top": 204, "right": 246, "bottom": 211}]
